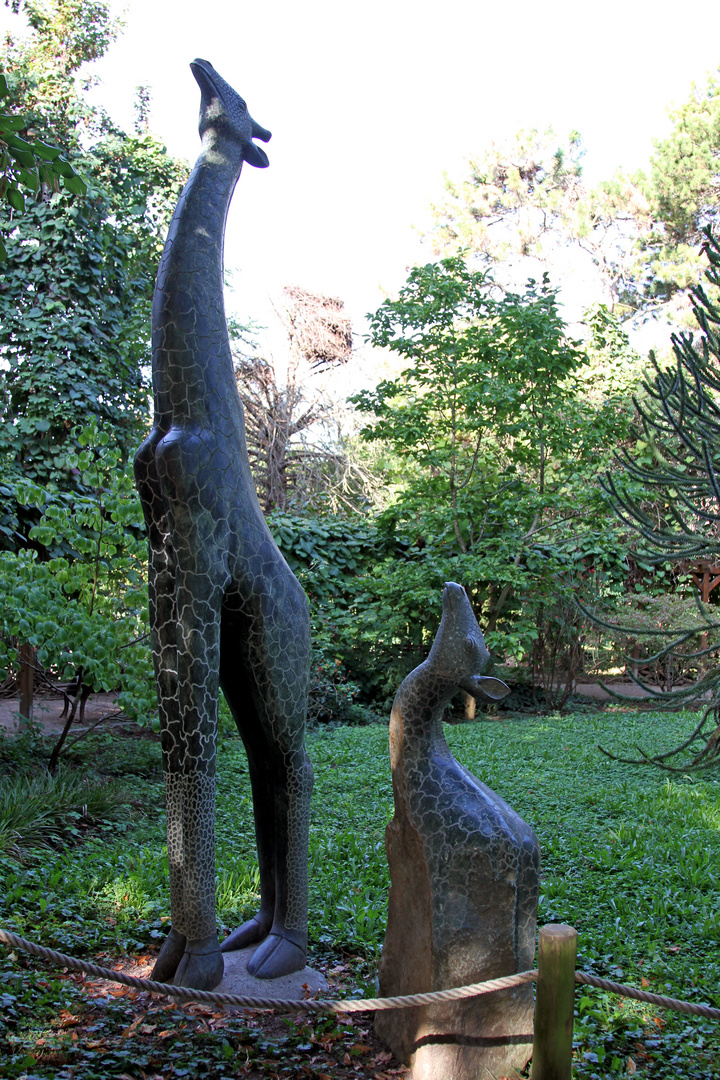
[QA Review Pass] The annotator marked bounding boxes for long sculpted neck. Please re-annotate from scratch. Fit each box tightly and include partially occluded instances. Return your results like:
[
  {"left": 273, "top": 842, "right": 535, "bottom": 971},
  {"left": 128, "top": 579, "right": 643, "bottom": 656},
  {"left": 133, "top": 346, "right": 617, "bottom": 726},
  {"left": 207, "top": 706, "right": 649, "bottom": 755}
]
[
  {"left": 152, "top": 135, "right": 244, "bottom": 433},
  {"left": 390, "top": 664, "right": 454, "bottom": 773}
]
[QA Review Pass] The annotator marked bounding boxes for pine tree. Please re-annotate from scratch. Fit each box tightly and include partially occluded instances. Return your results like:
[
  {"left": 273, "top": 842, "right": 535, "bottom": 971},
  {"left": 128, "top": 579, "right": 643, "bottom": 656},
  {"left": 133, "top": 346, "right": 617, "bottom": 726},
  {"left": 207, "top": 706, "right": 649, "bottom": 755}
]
[{"left": 592, "top": 228, "right": 720, "bottom": 769}]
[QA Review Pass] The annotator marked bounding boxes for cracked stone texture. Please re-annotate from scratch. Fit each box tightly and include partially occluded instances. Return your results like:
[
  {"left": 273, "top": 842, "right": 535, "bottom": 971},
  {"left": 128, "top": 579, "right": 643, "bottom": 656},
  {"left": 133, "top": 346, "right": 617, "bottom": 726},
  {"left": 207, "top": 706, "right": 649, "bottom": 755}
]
[
  {"left": 376, "top": 583, "right": 539, "bottom": 1079},
  {"left": 134, "top": 61, "right": 312, "bottom": 988}
]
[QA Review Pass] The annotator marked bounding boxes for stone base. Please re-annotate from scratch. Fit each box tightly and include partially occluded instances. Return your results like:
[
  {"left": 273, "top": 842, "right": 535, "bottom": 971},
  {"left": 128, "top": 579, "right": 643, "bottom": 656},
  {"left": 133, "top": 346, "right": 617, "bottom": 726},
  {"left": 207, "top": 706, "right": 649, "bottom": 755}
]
[
  {"left": 216, "top": 946, "right": 327, "bottom": 1002},
  {"left": 411, "top": 1034, "right": 532, "bottom": 1080},
  {"left": 376, "top": 984, "right": 533, "bottom": 1080}
]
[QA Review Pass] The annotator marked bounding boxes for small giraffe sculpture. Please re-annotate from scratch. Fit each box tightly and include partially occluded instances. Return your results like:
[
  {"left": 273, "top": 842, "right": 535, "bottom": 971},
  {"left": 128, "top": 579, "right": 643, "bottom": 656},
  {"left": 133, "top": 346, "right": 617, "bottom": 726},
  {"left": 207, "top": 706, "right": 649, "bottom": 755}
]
[
  {"left": 134, "top": 60, "right": 313, "bottom": 991},
  {"left": 376, "top": 583, "right": 539, "bottom": 1079}
]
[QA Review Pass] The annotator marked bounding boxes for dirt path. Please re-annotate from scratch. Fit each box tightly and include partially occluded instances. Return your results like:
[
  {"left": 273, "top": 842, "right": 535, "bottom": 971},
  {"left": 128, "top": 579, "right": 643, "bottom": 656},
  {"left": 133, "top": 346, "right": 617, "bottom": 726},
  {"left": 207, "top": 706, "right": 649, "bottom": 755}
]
[
  {"left": 0, "top": 679, "right": 682, "bottom": 740},
  {"left": 0, "top": 692, "right": 123, "bottom": 736}
]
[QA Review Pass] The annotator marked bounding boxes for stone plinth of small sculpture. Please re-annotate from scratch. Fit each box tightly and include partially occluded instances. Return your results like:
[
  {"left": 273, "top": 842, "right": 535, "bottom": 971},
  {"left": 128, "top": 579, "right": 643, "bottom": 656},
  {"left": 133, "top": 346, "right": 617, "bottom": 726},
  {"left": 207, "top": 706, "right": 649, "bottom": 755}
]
[
  {"left": 134, "top": 61, "right": 312, "bottom": 990},
  {"left": 376, "top": 583, "right": 539, "bottom": 1080}
]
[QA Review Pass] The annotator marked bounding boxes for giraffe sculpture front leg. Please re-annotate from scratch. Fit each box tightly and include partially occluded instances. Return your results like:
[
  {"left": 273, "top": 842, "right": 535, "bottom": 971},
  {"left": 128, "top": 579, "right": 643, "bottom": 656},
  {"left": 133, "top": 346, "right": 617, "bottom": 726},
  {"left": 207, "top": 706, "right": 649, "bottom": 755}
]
[
  {"left": 170, "top": 572, "right": 225, "bottom": 990},
  {"left": 151, "top": 549, "right": 189, "bottom": 982},
  {"left": 134, "top": 435, "right": 189, "bottom": 982}
]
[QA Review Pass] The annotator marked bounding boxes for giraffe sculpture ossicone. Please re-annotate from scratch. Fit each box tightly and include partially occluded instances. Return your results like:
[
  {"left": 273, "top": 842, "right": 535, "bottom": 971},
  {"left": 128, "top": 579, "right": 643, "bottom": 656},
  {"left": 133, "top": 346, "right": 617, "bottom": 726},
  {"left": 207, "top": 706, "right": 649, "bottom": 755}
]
[{"left": 134, "top": 60, "right": 313, "bottom": 991}]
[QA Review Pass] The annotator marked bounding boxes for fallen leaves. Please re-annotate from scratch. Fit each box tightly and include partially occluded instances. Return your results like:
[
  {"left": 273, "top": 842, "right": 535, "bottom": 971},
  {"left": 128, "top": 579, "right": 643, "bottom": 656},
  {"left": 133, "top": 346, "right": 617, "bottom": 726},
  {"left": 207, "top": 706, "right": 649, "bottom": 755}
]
[
  {"left": 372, "top": 1051, "right": 392, "bottom": 1066},
  {"left": 7, "top": 949, "right": 410, "bottom": 1080},
  {"left": 52, "top": 1010, "right": 81, "bottom": 1027}
]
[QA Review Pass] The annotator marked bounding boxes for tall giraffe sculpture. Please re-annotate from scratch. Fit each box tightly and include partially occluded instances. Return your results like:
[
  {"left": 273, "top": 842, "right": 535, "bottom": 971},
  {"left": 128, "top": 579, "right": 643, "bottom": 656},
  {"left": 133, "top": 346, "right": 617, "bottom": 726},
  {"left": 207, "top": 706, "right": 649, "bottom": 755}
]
[{"left": 134, "top": 60, "right": 313, "bottom": 991}]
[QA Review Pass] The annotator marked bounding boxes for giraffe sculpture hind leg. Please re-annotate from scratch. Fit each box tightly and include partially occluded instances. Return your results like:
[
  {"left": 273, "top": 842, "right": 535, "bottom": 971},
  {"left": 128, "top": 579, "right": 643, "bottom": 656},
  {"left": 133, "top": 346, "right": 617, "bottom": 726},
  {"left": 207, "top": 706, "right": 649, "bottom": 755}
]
[{"left": 218, "top": 582, "right": 312, "bottom": 979}]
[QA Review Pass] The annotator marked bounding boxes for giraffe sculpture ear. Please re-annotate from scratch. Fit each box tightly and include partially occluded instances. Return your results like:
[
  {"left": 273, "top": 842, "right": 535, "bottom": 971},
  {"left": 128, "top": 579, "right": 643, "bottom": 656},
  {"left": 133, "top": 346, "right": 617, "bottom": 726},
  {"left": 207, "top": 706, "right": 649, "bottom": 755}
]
[
  {"left": 243, "top": 142, "right": 270, "bottom": 168},
  {"left": 458, "top": 674, "right": 511, "bottom": 702}
]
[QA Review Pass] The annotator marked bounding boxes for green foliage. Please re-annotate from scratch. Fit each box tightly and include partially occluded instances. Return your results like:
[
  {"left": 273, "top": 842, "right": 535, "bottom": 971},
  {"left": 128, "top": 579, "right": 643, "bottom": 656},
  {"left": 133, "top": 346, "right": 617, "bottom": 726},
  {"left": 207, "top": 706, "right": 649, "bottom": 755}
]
[
  {"left": 0, "top": 70, "right": 86, "bottom": 258},
  {"left": 426, "top": 128, "right": 655, "bottom": 313},
  {"left": 267, "top": 509, "right": 381, "bottom": 604},
  {"left": 2, "top": 0, "right": 121, "bottom": 147},
  {"left": 307, "top": 644, "right": 363, "bottom": 726},
  {"left": 0, "top": 0, "right": 120, "bottom": 256},
  {"left": 426, "top": 70, "right": 720, "bottom": 317},
  {"left": 347, "top": 257, "right": 630, "bottom": 699},
  {"left": 0, "top": 194, "right": 151, "bottom": 487},
  {"left": 605, "top": 231, "right": 720, "bottom": 564},
  {"left": 0, "top": 766, "right": 129, "bottom": 857},
  {"left": 357, "top": 257, "right": 588, "bottom": 498},
  {"left": 86, "top": 127, "right": 189, "bottom": 269},
  {"left": 268, "top": 510, "right": 403, "bottom": 705},
  {"left": 582, "top": 232, "right": 720, "bottom": 768},
  {"left": 644, "top": 67, "right": 720, "bottom": 298},
  {"left": 323, "top": 548, "right": 457, "bottom": 705},
  {"left": 0, "top": 425, "right": 155, "bottom": 734},
  {"left": 0, "top": 0, "right": 189, "bottom": 497},
  {"left": 330, "top": 251, "right": 717, "bottom": 714},
  {"left": 429, "top": 128, "right": 586, "bottom": 265},
  {"left": 267, "top": 508, "right": 512, "bottom": 707},
  {"left": 583, "top": 303, "right": 646, "bottom": 402},
  {"left": 612, "top": 591, "right": 719, "bottom": 689},
  {"left": 355, "top": 258, "right": 622, "bottom": 532}
]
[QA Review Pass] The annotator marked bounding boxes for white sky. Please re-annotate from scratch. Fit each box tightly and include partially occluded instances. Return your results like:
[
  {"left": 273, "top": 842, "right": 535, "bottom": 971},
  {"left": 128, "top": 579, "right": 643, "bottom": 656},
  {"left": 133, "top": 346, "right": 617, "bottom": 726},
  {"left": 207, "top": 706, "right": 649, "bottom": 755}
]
[{"left": 4, "top": 0, "right": 720, "bottom": 350}]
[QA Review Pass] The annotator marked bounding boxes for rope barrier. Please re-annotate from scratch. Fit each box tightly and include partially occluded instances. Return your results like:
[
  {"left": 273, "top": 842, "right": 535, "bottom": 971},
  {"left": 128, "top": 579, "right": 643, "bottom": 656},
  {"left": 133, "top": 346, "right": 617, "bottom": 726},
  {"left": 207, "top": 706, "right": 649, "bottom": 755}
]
[
  {"left": 1, "top": 927, "right": 719, "bottom": 1020},
  {"left": 574, "top": 971, "right": 720, "bottom": 1021},
  {"left": 0, "top": 929, "right": 535, "bottom": 1013}
]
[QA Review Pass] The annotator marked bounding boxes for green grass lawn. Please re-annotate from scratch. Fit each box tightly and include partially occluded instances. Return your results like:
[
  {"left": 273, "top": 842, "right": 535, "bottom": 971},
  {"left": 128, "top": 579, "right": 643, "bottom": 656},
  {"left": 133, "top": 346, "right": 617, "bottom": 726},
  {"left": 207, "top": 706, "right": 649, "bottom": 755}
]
[{"left": 0, "top": 708, "right": 719, "bottom": 1077}]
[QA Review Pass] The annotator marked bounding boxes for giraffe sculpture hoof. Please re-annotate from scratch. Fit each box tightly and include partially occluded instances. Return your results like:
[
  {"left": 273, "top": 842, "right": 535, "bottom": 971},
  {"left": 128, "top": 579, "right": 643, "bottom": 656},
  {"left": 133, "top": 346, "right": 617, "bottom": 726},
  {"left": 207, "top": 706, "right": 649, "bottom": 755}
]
[
  {"left": 246, "top": 931, "right": 306, "bottom": 979},
  {"left": 220, "top": 914, "right": 272, "bottom": 953},
  {"left": 151, "top": 926, "right": 187, "bottom": 983},
  {"left": 173, "top": 934, "right": 224, "bottom": 990}
]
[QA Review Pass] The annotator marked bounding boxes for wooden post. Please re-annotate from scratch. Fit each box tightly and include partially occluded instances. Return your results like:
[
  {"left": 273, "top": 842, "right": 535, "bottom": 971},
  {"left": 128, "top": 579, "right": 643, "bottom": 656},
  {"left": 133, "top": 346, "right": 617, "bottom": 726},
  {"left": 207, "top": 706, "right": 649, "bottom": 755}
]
[
  {"left": 531, "top": 923, "right": 577, "bottom": 1080},
  {"left": 690, "top": 562, "right": 720, "bottom": 665},
  {"left": 629, "top": 644, "right": 640, "bottom": 681},
  {"left": 18, "top": 643, "right": 34, "bottom": 727}
]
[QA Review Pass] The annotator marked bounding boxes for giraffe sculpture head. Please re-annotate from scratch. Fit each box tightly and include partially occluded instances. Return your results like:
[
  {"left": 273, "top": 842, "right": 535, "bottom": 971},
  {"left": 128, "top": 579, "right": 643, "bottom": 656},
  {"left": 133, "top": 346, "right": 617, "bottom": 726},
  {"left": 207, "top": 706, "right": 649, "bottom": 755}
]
[
  {"left": 190, "top": 58, "right": 271, "bottom": 167},
  {"left": 425, "top": 582, "right": 510, "bottom": 704}
]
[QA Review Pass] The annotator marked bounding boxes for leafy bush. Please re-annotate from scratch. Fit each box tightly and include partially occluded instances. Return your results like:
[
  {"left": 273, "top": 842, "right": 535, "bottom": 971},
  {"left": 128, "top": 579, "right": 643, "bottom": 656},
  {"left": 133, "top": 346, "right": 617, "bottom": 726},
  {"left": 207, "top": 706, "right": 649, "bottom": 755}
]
[
  {"left": 307, "top": 644, "right": 361, "bottom": 725},
  {"left": 0, "top": 426, "right": 155, "bottom": 744}
]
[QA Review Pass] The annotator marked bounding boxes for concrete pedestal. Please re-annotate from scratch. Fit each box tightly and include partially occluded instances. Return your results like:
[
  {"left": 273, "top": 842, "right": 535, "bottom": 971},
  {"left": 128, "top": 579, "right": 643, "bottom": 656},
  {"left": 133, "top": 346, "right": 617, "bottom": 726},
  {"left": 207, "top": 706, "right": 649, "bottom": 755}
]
[{"left": 216, "top": 946, "right": 327, "bottom": 1002}]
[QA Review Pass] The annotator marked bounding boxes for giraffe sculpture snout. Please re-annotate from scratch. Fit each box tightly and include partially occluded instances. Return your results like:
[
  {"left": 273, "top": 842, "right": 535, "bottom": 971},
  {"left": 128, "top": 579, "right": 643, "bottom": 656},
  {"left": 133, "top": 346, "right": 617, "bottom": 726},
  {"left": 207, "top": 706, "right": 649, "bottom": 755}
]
[{"left": 251, "top": 119, "right": 272, "bottom": 144}]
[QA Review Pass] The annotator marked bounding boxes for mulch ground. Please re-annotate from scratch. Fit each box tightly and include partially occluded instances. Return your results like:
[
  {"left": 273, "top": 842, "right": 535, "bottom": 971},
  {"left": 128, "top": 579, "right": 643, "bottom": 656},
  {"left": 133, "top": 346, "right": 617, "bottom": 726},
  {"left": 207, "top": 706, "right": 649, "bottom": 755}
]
[{"left": 11, "top": 946, "right": 411, "bottom": 1079}]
